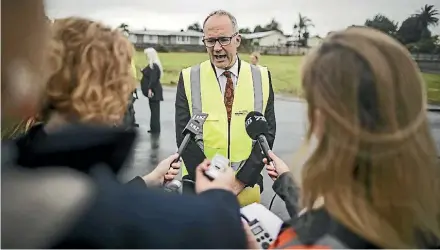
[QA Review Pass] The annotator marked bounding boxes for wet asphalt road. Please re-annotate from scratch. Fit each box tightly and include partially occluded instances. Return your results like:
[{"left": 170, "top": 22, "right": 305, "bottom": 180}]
[{"left": 120, "top": 86, "right": 440, "bottom": 221}]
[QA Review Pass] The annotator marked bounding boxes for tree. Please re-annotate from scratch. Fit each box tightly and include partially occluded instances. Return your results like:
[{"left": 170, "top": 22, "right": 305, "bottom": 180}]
[
  {"left": 397, "top": 16, "right": 424, "bottom": 44},
  {"left": 253, "top": 25, "right": 267, "bottom": 33},
  {"left": 417, "top": 35, "right": 438, "bottom": 53},
  {"left": 264, "top": 18, "right": 283, "bottom": 34},
  {"left": 416, "top": 4, "right": 439, "bottom": 29},
  {"left": 239, "top": 28, "right": 252, "bottom": 34},
  {"left": 365, "top": 14, "right": 399, "bottom": 37},
  {"left": 293, "top": 13, "right": 314, "bottom": 47},
  {"left": 118, "top": 23, "right": 129, "bottom": 33},
  {"left": 252, "top": 19, "right": 284, "bottom": 33},
  {"left": 187, "top": 22, "right": 203, "bottom": 32}
]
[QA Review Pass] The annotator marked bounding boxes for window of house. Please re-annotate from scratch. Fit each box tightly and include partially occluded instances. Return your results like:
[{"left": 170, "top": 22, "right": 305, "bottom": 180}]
[
  {"left": 137, "top": 35, "right": 143, "bottom": 43},
  {"left": 177, "top": 36, "right": 190, "bottom": 43}
]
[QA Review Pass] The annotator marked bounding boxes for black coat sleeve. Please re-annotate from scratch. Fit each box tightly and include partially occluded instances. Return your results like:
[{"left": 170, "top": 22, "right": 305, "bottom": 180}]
[
  {"left": 54, "top": 169, "right": 247, "bottom": 249},
  {"left": 175, "top": 72, "right": 206, "bottom": 180},
  {"left": 148, "top": 64, "right": 160, "bottom": 90},
  {"left": 126, "top": 176, "right": 146, "bottom": 187},
  {"left": 140, "top": 68, "right": 149, "bottom": 97},
  {"left": 235, "top": 70, "right": 276, "bottom": 186},
  {"left": 272, "top": 172, "right": 300, "bottom": 218}
]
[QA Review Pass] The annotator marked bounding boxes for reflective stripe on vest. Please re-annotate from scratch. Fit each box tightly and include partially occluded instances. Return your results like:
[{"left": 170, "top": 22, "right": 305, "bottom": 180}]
[{"left": 182, "top": 60, "right": 269, "bottom": 173}]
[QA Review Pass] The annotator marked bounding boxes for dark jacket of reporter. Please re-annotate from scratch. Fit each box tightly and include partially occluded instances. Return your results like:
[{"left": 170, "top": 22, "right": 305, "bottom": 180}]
[{"left": 1, "top": 124, "right": 247, "bottom": 249}]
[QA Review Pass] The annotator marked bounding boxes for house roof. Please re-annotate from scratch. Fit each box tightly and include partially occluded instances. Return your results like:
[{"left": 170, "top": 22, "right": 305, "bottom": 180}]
[
  {"left": 130, "top": 29, "right": 203, "bottom": 37},
  {"left": 241, "top": 30, "right": 283, "bottom": 39}
]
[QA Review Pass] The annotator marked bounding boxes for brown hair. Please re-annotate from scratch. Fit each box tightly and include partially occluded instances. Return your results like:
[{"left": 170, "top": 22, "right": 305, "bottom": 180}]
[
  {"left": 300, "top": 27, "right": 440, "bottom": 248},
  {"left": 45, "top": 17, "right": 136, "bottom": 125}
]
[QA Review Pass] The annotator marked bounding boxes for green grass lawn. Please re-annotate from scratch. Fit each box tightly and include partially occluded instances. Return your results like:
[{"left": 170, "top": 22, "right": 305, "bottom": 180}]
[
  {"left": 133, "top": 51, "right": 440, "bottom": 103},
  {"left": 424, "top": 73, "right": 440, "bottom": 104}
]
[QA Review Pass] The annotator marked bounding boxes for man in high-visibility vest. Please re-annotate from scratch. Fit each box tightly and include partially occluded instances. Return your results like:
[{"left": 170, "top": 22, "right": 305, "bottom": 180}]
[{"left": 175, "top": 10, "right": 276, "bottom": 206}]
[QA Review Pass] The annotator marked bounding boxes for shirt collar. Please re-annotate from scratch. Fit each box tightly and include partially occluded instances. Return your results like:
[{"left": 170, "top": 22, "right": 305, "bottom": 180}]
[{"left": 214, "top": 57, "right": 239, "bottom": 79}]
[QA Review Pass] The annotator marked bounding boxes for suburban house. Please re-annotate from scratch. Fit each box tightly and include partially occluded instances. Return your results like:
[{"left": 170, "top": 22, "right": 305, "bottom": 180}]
[
  {"left": 128, "top": 29, "right": 204, "bottom": 47},
  {"left": 286, "top": 35, "right": 323, "bottom": 48},
  {"left": 241, "top": 30, "right": 287, "bottom": 47},
  {"left": 307, "top": 35, "right": 324, "bottom": 48}
]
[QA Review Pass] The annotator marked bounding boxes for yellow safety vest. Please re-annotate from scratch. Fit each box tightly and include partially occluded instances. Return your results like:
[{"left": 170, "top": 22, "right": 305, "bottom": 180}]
[
  {"left": 181, "top": 59, "right": 270, "bottom": 206},
  {"left": 131, "top": 59, "right": 137, "bottom": 79}
]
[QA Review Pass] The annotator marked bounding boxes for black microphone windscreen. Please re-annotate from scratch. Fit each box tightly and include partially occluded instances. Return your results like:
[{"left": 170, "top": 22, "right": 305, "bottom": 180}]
[{"left": 245, "top": 111, "right": 269, "bottom": 140}]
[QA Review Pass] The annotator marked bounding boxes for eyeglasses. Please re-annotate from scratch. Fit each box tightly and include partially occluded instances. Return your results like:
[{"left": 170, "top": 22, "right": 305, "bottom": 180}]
[{"left": 202, "top": 33, "right": 238, "bottom": 48}]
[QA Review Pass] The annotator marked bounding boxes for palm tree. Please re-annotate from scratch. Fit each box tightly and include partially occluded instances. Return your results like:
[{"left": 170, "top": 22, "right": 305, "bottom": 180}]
[
  {"left": 416, "top": 4, "right": 439, "bottom": 29},
  {"left": 293, "top": 13, "right": 314, "bottom": 47}
]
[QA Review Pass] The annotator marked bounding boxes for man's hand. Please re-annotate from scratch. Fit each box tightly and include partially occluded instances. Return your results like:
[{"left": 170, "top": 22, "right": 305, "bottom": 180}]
[
  {"left": 231, "top": 178, "right": 246, "bottom": 195},
  {"left": 143, "top": 153, "right": 181, "bottom": 186},
  {"left": 148, "top": 89, "right": 154, "bottom": 98}
]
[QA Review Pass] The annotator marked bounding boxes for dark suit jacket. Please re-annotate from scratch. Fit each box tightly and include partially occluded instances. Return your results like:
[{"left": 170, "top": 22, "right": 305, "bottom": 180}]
[
  {"left": 140, "top": 63, "right": 163, "bottom": 101},
  {"left": 175, "top": 59, "right": 276, "bottom": 187},
  {"left": 5, "top": 124, "right": 247, "bottom": 249}
]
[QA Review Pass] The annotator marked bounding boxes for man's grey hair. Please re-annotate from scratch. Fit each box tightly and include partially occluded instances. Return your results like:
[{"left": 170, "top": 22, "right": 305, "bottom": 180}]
[{"left": 203, "top": 10, "right": 238, "bottom": 33}]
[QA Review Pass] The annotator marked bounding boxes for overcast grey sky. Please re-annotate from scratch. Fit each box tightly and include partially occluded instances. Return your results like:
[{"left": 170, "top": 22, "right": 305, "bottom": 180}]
[{"left": 45, "top": 0, "right": 439, "bottom": 36}]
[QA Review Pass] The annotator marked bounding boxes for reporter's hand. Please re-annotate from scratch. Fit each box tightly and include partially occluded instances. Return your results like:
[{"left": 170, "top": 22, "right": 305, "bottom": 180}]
[
  {"left": 264, "top": 150, "right": 290, "bottom": 181},
  {"left": 195, "top": 159, "right": 235, "bottom": 194},
  {"left": 143, "top": 153, "right": 180, "bottom": 186}
]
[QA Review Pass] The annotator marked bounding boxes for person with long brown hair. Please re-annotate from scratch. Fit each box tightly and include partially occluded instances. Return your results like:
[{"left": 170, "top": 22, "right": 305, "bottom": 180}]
[{"left": 244, "top": 27, "right": 440, "bottom": 249}]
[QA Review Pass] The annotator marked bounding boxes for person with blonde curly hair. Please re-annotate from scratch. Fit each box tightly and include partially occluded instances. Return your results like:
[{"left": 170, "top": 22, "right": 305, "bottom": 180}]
[
  {"left": 15, "top": 17, "right": 182, "bottom": 185},
  {"left": 3, "top": 14, "right": 247, "bottom": 249},
  {"left": 44, "top": 18, "right": 136, "bottom": 127}
]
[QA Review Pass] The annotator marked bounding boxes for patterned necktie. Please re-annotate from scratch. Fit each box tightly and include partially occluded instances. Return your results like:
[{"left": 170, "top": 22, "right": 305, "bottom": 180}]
[{"left": 223, "top": 71, "right": 234, "bottom": 123}]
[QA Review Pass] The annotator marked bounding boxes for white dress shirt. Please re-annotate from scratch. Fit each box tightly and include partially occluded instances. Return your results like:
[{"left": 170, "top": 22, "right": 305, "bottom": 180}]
[{"left": 214, "top": 58, "right": 239, "bottom": 96}]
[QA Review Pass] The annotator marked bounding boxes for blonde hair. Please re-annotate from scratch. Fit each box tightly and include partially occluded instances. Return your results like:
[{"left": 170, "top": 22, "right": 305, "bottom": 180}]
[
  {"left": 144, "top": 47, "right": 163, "bottom": 78},
  {"left": 45, "top": 18, "right": 136, "bottom": 125},
  {"left": 300, "top": 27, "right": 440, "bottom": 248}
]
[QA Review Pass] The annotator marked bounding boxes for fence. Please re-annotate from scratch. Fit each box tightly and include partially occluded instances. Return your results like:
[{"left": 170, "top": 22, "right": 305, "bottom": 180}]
[
  {"left": 250, "top": 46, "right": 312, "bottom": 56},
  {"left": 412, "top": 53, "right": 440, "bottom": 73},
  {"left": 133, "top": 42, "right": 440, "bottom": 73}
]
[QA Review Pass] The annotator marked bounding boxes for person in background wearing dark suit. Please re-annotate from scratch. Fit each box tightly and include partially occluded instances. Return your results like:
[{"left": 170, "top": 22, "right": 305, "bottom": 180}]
[{"left": 141, "top": 47, "right": 163, "bottom": 134}]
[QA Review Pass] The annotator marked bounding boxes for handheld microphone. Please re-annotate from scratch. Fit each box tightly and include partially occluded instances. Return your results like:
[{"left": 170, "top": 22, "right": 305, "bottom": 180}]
[
  {"left": 245, "top": 111, "right": 272, "bottom": 164},
  {"left": 175, "top": 113, "right": 209, "bottom": 162},
  {"left": 163, "top": 113, "right": 208, "bottom": 191}
]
